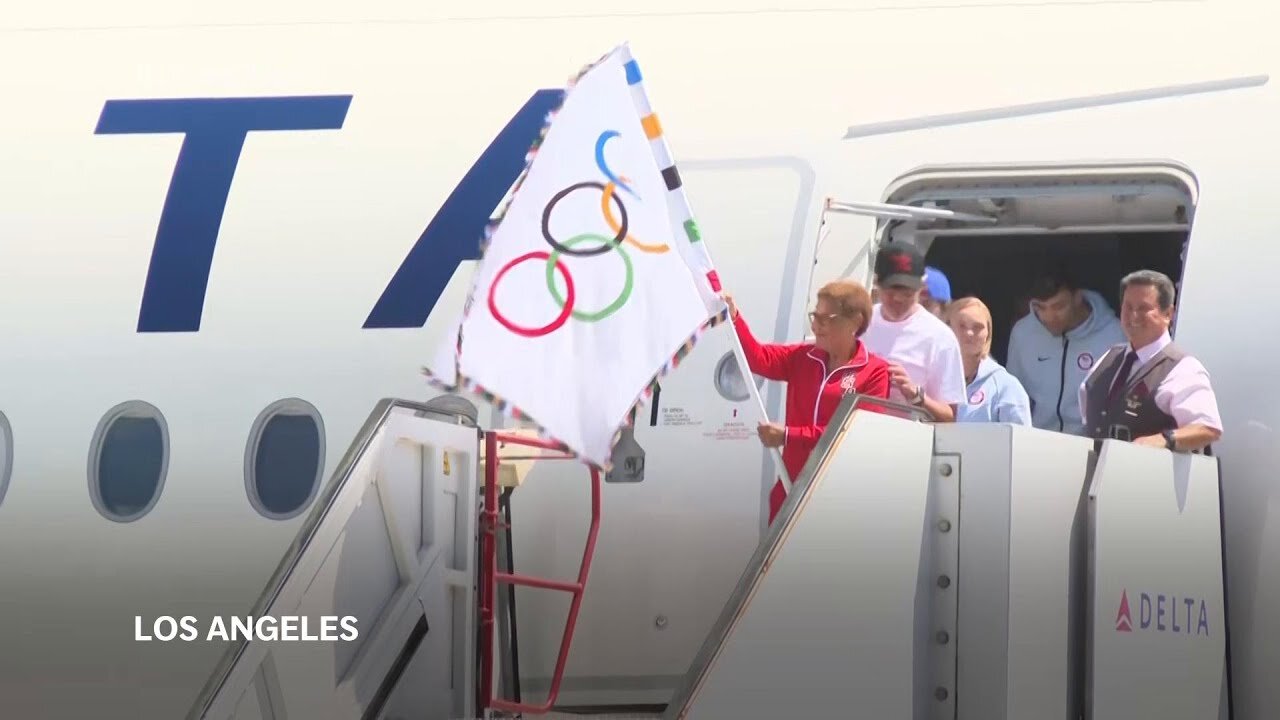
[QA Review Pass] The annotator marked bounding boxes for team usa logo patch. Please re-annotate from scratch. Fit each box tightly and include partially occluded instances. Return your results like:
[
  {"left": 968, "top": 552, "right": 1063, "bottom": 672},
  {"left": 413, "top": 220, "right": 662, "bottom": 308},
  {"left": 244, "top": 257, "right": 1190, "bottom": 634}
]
[
  {"left": 1077, "top": 352, "right": 1094, "bottom": 370},
  {"left": 969, "top": 389, "right": 985, "bottom": 405}
]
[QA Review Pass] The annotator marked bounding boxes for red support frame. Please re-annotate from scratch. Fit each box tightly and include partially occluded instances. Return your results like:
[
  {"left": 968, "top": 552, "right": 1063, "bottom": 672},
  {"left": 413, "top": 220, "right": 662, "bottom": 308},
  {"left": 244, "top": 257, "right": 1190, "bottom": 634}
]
[{"left": 478, "top": 431, "right": 602, "bottom": 715}]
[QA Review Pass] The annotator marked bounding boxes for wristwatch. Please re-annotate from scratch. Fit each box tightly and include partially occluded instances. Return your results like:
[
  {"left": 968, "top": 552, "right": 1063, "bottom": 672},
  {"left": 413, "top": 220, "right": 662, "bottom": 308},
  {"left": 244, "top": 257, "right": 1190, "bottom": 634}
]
[
  {"left": 1162, "top": 429, "right": 1177, "bottom": 451},
  {"left": 910, "top": 385, "right": 925, "bottom": 406}
]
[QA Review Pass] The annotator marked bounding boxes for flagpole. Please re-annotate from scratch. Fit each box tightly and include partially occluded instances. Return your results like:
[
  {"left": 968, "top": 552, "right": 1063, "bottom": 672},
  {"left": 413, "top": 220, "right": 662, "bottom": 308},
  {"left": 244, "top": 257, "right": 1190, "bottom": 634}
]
[
  {"left": 721, "top": 303, "right": 793, "bottom": 492},
  {"left": 615, "top": 44, "right": 793, "bottom": 492}
]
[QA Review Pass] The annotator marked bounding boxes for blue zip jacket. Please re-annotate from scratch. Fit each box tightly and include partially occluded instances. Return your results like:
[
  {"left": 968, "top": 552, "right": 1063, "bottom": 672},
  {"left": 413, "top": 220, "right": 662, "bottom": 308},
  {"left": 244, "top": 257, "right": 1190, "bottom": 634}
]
[
  {"left": 1005, "top": 289, "right": 1125, "bottom": 435},
  {"left": 956, "top": 356, "right": 1032, "bottom": 425}
]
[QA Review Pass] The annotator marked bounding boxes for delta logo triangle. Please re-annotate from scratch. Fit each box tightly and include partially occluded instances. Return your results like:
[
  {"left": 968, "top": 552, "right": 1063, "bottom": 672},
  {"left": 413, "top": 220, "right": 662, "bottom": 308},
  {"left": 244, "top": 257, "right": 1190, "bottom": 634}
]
[{"left": 1116, "top": 589, "right": 1133, "bottom": 632}]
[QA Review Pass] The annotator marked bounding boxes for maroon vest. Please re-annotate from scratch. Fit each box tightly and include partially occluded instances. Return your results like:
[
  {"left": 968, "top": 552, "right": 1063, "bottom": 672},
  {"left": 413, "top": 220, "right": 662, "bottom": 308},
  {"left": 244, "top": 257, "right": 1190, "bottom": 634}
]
[{"left": 1084, "top": 343, "right": 1184, "bottom": 441}]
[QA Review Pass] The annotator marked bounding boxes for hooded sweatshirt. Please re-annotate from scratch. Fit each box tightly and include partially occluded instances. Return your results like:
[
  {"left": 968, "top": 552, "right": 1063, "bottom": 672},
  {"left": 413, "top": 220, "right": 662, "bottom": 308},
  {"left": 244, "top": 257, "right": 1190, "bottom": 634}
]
[
  {"left": 1006, "top": 289, "right": 1125, "bottom": 435},
  {"left": 956, "top": 356, "right": 1032, "bottom": 425}
]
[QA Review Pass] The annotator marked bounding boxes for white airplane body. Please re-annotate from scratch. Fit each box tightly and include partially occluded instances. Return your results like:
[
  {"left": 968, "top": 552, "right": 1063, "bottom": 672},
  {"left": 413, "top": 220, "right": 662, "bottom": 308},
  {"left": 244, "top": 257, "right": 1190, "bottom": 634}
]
[{"left": 1, "top": 1, "right": 1276, "bottom": 718}]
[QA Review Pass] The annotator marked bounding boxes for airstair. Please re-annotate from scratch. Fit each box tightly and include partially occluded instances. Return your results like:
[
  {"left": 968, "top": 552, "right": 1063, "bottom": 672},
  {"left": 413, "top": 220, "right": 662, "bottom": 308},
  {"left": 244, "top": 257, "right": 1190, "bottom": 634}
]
[{"left": 188, "top": 395, "right": 1232, "bottom": 720}]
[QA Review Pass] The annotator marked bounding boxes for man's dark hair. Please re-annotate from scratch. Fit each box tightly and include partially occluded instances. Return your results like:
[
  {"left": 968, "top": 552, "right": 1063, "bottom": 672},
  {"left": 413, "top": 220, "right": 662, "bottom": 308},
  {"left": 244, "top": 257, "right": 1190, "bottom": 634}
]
[
  {"left": 1120, "top": 269, "right": 1177, "bottom": 311},
  {"left": 1027, "top": 265, "right": 1079, "bottom": 301}
]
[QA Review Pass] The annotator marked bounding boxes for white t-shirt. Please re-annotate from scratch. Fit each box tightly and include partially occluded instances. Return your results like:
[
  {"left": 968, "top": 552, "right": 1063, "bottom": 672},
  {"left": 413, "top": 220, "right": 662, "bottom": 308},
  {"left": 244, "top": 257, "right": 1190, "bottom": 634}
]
[{"left": 862, "top": 303, "right": 967, "bottom": 407}]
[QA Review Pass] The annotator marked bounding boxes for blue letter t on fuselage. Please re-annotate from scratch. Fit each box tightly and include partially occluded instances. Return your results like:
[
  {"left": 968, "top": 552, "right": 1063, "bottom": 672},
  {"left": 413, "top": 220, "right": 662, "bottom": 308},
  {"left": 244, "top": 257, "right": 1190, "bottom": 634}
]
[{"left": 96, "top": 96, "right": 352, "bottom": 332}]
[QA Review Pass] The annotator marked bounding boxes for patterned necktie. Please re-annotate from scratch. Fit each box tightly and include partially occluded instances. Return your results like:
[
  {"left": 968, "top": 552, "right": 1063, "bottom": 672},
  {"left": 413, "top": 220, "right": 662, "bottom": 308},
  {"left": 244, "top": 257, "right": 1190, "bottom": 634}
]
[{"left": 1107, "top": 350, "right": 1137, "bottom": 404}]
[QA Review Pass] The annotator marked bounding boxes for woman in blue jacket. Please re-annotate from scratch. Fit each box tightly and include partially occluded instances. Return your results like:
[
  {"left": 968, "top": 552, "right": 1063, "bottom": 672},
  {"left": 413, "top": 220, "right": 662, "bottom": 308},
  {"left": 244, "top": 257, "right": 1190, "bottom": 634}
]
[{"left": 947, "top": 297, "right": 1032, "bottom": 425}]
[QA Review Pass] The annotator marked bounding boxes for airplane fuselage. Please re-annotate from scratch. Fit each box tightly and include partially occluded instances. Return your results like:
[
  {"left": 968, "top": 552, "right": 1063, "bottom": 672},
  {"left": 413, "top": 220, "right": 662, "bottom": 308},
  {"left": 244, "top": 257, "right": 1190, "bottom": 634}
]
[{"left": 1, "top": 1, "right": 1276, "bottom": 718}]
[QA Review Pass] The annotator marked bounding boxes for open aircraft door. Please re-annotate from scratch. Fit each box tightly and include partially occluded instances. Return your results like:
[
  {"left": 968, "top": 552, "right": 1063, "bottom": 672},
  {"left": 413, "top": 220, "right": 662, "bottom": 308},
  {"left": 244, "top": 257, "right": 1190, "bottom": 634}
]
[
  {"left": 809, "top": 198, "right": 997, "bottom": 305},
  {"left": 187, "top": 400, "right": 482, "bottom": 720},
  {"left": 666, "top": 395, "right": 1231, "bottom": 719}
]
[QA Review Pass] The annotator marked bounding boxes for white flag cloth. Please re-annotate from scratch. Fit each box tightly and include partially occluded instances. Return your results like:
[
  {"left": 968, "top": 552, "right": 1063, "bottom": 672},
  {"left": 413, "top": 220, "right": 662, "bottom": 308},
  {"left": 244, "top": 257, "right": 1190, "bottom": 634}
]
[{"left": 426, "top": 45, "right": 721, "bottom": 468}]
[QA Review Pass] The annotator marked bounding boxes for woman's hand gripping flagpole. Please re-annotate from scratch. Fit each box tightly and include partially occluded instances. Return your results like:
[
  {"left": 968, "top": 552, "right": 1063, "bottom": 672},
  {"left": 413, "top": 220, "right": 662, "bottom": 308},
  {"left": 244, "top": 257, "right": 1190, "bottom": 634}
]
[{"left": 720, "top": 295, "right": 794, "bottom": 494}]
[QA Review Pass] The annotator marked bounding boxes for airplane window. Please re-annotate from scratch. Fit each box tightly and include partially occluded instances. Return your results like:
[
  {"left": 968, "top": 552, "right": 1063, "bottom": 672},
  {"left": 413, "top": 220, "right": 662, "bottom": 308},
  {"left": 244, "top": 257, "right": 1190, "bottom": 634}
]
[
  {"left": 0, "top": 412, "right": 12, "bottom": 507},
  {"left": 714, "top": 350, "right": 762, "bottom": 403},
  {"left": 89, "top": 401, "right": 168, "bottom": 522},
  {"left": 245, "top": 399, "right": 325, "bottom": 520}
]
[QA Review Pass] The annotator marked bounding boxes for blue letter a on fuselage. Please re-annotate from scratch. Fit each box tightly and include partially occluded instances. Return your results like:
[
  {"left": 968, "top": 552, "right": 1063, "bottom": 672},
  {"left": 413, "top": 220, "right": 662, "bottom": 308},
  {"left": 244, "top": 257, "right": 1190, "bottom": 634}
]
[{"left": 362, "top": 89, "right": 565, "bottom": 329}]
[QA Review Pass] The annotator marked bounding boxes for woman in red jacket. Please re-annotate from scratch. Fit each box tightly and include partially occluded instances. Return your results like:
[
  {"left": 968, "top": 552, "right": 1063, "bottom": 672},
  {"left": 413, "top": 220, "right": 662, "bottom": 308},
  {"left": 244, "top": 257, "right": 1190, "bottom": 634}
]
[{"left": 723, "top": 279, "right": 890, "bottom": 525}]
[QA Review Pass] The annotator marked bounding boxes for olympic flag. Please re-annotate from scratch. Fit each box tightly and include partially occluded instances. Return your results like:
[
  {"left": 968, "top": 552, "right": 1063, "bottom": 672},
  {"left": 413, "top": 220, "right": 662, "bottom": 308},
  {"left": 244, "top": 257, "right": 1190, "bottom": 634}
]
[{"left": 424, "top": 45, "right": 726, "bottom": 468}]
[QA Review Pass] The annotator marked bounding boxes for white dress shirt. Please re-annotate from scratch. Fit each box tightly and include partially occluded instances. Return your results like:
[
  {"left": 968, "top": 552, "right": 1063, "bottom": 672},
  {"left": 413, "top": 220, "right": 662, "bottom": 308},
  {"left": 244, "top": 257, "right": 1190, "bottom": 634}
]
[{"left": 1078, "top": 331, "right": 1223, "bottom": 432}]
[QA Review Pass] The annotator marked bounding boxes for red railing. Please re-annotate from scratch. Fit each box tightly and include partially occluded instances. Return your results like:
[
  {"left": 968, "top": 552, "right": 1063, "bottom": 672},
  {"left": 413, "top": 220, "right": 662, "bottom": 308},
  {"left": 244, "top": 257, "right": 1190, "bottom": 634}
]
[{"left": 478, "top": 431, "right": 602, "bottom": 715}]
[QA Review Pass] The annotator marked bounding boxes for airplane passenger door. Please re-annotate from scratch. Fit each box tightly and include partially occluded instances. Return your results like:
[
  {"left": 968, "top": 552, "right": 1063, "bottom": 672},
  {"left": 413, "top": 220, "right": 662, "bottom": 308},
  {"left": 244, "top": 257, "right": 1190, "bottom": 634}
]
[{"left": 188, "top": 401, "right": 481, "bottom": 720}]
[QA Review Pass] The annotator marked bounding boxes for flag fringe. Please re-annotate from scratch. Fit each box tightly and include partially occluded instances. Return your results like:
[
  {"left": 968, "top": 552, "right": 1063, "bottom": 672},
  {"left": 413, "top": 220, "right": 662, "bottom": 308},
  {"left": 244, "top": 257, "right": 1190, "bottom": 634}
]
[{"left": 611, "top": 303, "right": 732, "bottom": 431}]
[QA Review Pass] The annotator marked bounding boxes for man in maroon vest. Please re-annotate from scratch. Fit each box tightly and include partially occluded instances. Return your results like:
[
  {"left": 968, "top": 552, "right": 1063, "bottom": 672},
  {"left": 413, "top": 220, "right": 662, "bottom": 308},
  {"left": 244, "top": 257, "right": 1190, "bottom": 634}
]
[{"left": 1079, "top": 270, "right": 1222, "bottom": 452}]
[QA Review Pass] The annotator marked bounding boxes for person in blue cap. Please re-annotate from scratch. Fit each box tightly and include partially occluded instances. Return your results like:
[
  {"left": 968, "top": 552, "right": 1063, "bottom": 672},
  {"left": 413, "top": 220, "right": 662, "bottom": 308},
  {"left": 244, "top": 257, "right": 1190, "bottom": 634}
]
[{"left": 921, "top": 266, "right": 952, "bottom": 318}]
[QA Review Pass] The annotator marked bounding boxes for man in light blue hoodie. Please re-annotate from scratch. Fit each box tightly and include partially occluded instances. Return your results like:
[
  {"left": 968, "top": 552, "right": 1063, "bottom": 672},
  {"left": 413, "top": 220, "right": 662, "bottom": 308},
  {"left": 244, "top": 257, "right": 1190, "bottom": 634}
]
[{"left": 1006, "top": 266, "right": 1125, "bottom": 435}]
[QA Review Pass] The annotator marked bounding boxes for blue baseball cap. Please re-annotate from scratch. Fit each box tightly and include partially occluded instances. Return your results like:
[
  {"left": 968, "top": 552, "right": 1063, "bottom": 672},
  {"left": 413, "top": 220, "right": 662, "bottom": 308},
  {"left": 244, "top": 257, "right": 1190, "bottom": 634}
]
[{"left": 923, "top": 266, "right": 952, "bottom": 303}]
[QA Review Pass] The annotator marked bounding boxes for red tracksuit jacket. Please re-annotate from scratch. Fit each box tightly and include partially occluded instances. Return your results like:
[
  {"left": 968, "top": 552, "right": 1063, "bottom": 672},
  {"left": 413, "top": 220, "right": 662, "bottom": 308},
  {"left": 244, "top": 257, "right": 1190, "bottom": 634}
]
[{"left": 732, "top": 313, "right": 891, "bottom": 524}]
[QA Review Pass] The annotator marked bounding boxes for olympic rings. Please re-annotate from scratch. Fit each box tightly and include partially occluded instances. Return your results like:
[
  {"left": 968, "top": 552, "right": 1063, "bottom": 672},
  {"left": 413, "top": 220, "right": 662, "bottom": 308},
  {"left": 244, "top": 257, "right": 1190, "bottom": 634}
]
[
  {"left": 489, "top": 251, "right": 575, "bottom": 338},
  {"left": 489, "top": 129, "right": 664, "bottom": 338},
  {"left": 601, "top": 180, "right": 670, "bottom": 254},
  {"left": 545, "top": 234, "right": 634, "bottom": 322},
  {"left": 542, "top": 181, "right": 626, "bottom": 257}
]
